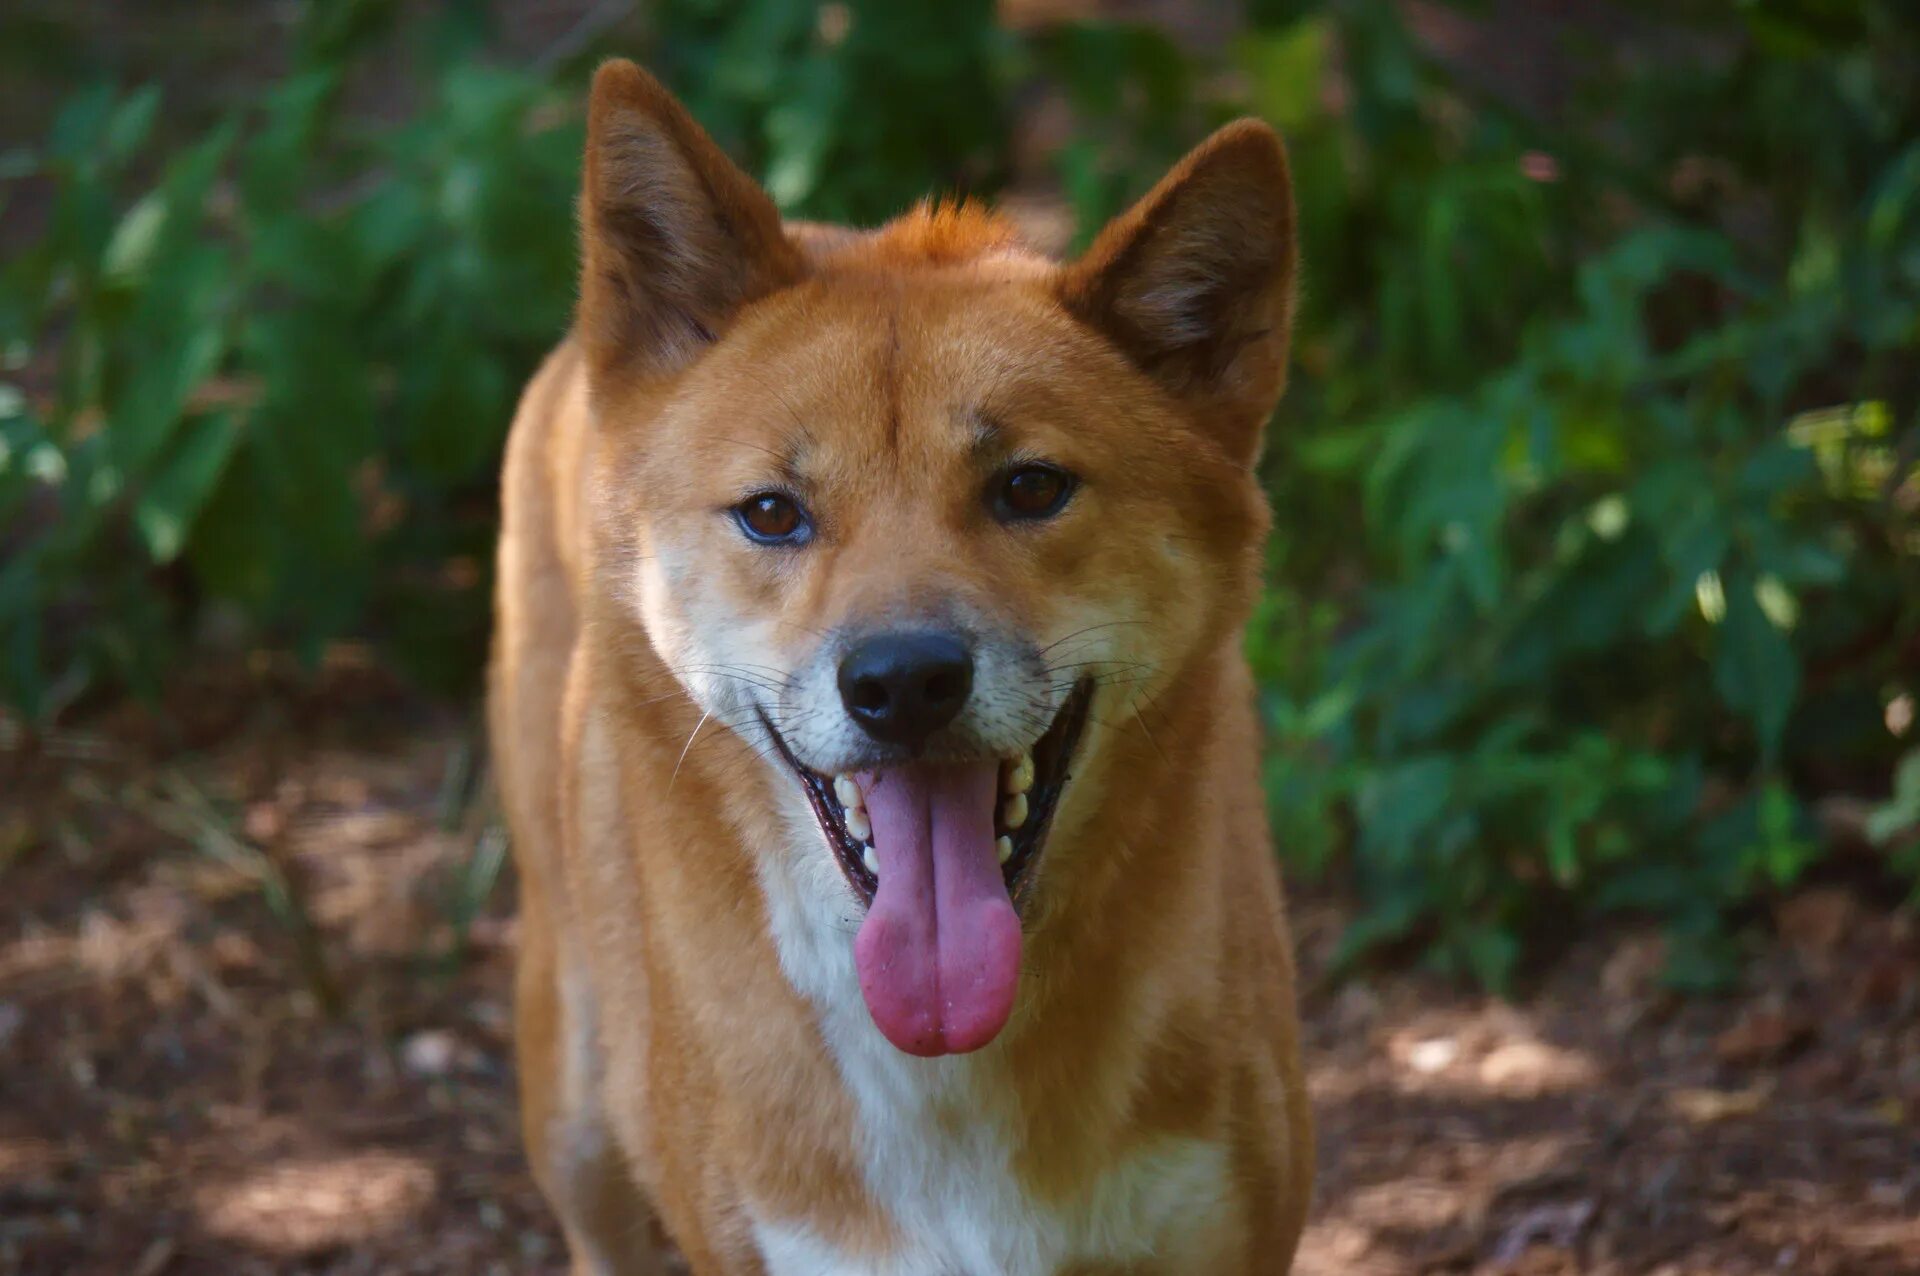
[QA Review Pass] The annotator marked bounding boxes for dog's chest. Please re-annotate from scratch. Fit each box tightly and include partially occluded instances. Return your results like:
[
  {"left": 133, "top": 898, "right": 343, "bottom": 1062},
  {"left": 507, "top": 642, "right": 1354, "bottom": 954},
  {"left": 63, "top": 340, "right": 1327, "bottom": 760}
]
[
  {"left": 749, "top": 1059, "right": 1232, "bottom": 1276},
  {"left": 750, "top": 844, "right": 1234, "bottom": 1275}
]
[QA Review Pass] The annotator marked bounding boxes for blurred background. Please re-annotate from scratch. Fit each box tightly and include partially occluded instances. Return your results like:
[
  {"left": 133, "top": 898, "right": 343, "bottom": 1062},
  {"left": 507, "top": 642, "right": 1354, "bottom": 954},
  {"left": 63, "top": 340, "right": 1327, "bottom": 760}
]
[{"left": 2, "top": 2, "right": 1917, "bottom": 1273}]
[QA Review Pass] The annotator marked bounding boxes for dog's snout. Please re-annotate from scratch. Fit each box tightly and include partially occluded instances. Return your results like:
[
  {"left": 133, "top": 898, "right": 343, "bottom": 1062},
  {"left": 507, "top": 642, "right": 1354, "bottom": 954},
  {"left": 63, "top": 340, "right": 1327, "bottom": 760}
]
[{"left": 837, "top": 632, "right": 974, "bottom": 747}]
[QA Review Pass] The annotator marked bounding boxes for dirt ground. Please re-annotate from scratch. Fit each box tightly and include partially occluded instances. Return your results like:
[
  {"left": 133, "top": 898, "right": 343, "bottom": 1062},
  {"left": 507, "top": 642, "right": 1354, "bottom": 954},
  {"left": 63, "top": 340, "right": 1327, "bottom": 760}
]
[{"left": 2, "top": 667, "right": 1918, "bottom": 1276}]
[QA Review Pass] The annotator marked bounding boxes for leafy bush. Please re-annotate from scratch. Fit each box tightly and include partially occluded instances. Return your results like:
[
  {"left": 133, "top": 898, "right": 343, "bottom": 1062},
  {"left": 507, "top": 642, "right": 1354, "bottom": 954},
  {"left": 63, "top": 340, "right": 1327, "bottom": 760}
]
[
  {"left": 3, "top": 0, "right": 1916, "bottom": 981},
  {"left": 1, "top": 37, "right": 582, "bottom": 708}
]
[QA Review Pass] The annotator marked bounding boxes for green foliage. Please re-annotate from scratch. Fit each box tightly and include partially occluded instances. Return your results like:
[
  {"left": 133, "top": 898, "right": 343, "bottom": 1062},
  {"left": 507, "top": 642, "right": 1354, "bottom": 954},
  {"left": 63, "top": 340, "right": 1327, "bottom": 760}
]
[
  {"left": 4, "top": 0, "right": 1918, "bottom": 982},
  {"left": 1, "top": 21, "right": 583, "bottom": 709},
  {"left": 1220, "top": 2, "right": 1920, "bottom": 984}
]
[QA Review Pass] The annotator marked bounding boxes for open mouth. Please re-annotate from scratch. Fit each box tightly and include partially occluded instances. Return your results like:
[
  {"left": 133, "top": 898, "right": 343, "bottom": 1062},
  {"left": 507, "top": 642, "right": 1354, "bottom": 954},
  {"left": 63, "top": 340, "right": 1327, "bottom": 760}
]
[
  {"left": 762, "top": 678, "right": 1094, "bottom": 910},
  {"left": 759, "top": 678, "right": 1094, "bottom": 1056}
]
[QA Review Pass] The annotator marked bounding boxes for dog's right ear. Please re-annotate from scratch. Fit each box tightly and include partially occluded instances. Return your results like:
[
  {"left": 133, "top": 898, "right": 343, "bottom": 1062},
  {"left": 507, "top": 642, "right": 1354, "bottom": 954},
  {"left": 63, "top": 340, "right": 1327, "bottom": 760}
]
[{"left": 578, "top": 60, "right": 802, "bottom": 381}]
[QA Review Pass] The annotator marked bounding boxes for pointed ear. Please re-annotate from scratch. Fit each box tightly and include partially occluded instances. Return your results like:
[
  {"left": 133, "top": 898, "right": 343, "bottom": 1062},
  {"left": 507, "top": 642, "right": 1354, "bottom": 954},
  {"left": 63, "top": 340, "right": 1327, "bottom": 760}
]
[
  {"left": 578, "top": 60, "right": 802, "bottom": 380},
  {"left": 1056, "top": 120, "right": 1297, "bottom": 465}
]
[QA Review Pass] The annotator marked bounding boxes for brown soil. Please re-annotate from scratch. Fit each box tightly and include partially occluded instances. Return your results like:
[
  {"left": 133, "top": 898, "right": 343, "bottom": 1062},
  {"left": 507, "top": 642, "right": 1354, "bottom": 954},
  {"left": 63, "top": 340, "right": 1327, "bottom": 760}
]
[{"left": 3, "top": 671, "right": 1918, "bottom": 1274}]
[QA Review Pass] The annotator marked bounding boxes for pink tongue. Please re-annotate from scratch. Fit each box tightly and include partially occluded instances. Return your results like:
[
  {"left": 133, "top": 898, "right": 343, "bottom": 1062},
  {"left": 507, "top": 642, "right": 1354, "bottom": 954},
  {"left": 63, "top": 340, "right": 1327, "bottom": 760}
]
[{"left": 853, "top": 763, "right": 1022, "bottom": 1057}]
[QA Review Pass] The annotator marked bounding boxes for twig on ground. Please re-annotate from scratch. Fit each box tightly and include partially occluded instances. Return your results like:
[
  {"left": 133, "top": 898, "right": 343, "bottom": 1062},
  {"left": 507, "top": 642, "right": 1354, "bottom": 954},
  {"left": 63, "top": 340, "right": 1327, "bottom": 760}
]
[{"left": 138, "top": 773, "right": 342, "bottom": 1017}]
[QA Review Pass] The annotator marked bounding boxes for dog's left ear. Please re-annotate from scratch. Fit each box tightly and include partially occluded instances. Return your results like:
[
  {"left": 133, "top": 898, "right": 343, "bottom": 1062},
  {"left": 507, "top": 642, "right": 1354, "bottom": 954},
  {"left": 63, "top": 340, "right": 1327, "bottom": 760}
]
[{"left": 1056, "top": 120, "right": 1297, "bottom": 466}]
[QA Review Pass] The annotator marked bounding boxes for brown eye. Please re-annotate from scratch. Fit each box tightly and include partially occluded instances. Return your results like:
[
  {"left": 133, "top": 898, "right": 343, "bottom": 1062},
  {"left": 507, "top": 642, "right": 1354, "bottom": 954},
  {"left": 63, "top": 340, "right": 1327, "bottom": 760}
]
[
  {"left": 994, "top": 463, "right": 1075, "bottom": 522},
  {"left": 734, "top": 492, "right": 811, "bottom": 544}
]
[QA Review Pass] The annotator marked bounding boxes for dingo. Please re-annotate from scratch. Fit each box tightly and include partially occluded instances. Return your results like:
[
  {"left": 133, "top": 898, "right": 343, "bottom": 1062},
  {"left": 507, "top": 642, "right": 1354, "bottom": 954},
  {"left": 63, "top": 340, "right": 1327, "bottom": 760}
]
[{"left": 490, "top": 59, "right": 1310, "bottom": 1275}]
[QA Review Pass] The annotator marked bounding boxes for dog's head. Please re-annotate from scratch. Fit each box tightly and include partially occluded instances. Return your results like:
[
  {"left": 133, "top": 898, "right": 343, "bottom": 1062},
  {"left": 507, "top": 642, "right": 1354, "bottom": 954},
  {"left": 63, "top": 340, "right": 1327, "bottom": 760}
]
[{"left": 576, "top": 62, "right": 1295, "bottom": 1055}]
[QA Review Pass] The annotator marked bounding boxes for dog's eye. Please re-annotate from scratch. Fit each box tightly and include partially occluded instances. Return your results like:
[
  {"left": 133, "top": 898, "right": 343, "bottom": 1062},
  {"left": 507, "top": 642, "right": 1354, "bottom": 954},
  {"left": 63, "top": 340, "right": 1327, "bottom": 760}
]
[
  {"left": 993, "top": 463, "right": 1076, "bottom": 522},
  {"left": 734, "top": 492, "right": 811, "bottom": 545}
]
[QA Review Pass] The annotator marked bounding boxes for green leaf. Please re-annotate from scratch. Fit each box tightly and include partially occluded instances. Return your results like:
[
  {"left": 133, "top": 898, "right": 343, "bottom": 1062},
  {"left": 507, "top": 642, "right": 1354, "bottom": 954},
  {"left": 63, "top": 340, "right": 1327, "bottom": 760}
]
[
  {"left": 1866, "top": 751, "right": 1920, "bottom": 846},
  {"left": 108, "top": 304, "right": 227, "bottom": 477},
  {"left": 1327, "top": 891, "right": 1424, "bottom": 976},
  {"left": 1356, "top": 755, "right": 1455, "bottom": 864},
  {"left": 187, "top": 444, "right": 277, "bottom": 607},
  {"left": 101, "top": 191, "right": 168, "bottom": 285},
  {"left": 103, "top": 86, "right": 163, "bottom": 163},
  {"left": 47, "top": 84, "right": 116, "bottom": 164},
  {"left": 1711, "top": 575, "right": 1799, "bottom": 763},
  {"left": 135, "top": 412, "right": 241, "bottom": 563},
  {"left": 1457, "top": 926, "right": 1519, "bottom": 992}
]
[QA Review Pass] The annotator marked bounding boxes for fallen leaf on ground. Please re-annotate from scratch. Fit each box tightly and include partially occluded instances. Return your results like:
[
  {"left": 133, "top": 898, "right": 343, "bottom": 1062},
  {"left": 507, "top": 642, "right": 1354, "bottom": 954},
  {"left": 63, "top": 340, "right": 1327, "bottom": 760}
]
[
  {"left": 1774, "top": 888, "right": 1857, "bottom": 962},
  {"left": 1669, "top": 1083, "right": 1772, "bottom": 1124},
  {"left": 1713, "top": 1007, "right": 1813, "bottom": 1065}
]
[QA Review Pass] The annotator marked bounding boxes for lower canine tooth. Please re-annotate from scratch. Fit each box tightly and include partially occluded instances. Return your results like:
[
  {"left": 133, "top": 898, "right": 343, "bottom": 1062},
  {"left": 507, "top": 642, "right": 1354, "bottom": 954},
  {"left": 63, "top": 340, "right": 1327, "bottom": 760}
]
[
  {"left": 833, "top": 775, "right": 862, "bottom": 809},
  {"left": 1002, "top": 792, "right": 1028, "bottom": 830},
  {"left": 844, "top": 808, "right": 871, "bottom": 842},
  {"left": 996, "top": 835, "right": 1013, "bottom": 865},
  {"left": 863, "top": 845, "right": 879, "bottom": 875}
]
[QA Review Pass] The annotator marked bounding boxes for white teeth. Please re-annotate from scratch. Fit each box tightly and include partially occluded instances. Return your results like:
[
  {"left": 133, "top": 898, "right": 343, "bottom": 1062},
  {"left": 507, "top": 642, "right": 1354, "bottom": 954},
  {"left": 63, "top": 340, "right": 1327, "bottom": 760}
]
[
  {"left": 996, "top": 835, "right": 1014, "bottom": 865},
  {"left": 844, "top": 808, "right": 871, "bottom": 843},
  {"left": 834, "top": 775, "right": 863, "bottom": 810},
  {"left": 1004, "top": 753, "right": 1034, "bottom": 795},
  {"left": 1002, "top": 792, "right": 1028, "bottom": 830},
  {"left": 863, "top": 845, "right": 879, "bottom": 875}
]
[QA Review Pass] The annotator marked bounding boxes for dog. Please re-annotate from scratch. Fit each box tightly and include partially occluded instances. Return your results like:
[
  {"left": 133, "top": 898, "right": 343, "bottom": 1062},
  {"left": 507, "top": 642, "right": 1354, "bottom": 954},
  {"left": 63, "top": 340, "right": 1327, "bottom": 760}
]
[{"left": 489, "top": 58, "right": 1311, "bottom": 1276}]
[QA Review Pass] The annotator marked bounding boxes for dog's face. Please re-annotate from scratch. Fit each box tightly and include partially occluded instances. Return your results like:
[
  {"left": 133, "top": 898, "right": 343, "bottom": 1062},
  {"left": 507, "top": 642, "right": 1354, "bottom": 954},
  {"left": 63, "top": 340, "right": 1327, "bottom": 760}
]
[
  {"left": 576, "top": 63, "right": 1294, "bottom": 1055},
  {"left": 628, "top": 282, "right": 1175, "bottom": 763}
]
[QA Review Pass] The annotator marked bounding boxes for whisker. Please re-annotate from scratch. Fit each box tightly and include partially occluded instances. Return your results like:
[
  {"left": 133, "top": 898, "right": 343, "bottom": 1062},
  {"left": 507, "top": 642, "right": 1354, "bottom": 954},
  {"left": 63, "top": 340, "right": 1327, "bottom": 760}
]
[
  {"left": 1039, "top": 619, "right": 1146, "bottom": 656},
  {"left": 666, "top": 709, "right": 713, "bottom": 794},
  {"left": 1131, "top": 704, "right": 1170, "bottom": 766}
]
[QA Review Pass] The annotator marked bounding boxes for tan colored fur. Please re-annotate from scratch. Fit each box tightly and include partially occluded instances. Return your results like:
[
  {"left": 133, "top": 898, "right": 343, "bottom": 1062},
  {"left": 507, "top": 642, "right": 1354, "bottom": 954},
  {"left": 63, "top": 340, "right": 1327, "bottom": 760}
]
[{"left": 491, "top": 60, "right": 1311, "bottom": 1275}]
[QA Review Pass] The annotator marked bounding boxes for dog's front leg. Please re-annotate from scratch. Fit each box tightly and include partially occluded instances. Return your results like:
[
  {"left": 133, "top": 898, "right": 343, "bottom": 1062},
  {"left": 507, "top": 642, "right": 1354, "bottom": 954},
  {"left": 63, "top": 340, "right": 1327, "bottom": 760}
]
[{"left": 517, "top": 898, "right": 675, "bottom": 1275}]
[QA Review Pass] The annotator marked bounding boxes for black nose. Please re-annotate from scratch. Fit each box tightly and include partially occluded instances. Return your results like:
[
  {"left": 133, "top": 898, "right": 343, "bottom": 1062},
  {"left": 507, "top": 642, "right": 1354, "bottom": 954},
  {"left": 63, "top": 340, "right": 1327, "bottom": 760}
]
[{"left": 837, "top": 631, "right": 975, "bottom": 747}]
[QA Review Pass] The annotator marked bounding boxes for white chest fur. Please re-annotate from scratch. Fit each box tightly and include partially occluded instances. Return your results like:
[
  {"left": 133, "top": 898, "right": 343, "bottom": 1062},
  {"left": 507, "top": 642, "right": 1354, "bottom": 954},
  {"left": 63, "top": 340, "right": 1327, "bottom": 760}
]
[{"left": 750, "top": 823, "right": 1235, "bottom": 1276}]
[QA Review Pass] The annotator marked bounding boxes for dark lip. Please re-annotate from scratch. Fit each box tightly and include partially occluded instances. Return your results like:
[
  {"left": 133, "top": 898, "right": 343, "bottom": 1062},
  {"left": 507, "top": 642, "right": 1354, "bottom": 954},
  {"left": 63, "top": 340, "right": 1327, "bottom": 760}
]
[{"left": 758, "top": 679, "right": 1096, "bottom": 909}]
